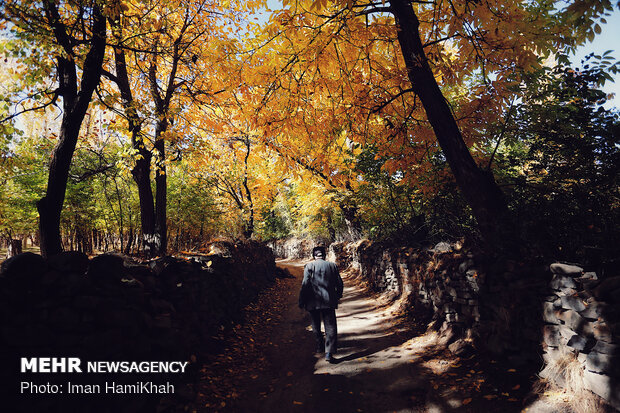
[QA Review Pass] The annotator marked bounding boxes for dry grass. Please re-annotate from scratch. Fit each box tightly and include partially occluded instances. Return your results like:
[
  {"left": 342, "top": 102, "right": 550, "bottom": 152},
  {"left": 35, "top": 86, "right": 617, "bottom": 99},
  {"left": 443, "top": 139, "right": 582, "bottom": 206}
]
[{"left": 533, "top": 349, "right": 614, "bottom": 413}]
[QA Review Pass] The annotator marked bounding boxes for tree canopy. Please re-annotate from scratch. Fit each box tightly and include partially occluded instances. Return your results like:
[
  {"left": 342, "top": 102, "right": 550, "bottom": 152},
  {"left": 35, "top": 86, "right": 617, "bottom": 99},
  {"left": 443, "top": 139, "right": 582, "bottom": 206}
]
[{"left": 0, "top": 0, "right": 618, "bottom": 259}]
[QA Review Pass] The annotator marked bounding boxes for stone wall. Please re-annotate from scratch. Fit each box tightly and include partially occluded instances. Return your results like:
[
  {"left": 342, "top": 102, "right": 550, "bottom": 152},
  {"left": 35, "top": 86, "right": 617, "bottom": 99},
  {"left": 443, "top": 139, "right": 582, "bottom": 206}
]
[
  {"left": 275, "top": 238, "right": 619, "bottom": 409},
  {"left": 326, "top": 240, "right": 553, "bottom": 362},
  {"left": 0, "top": 241, "right": 276, "bottom": 412},
  {"left": 330, "top": 239, "right": 486, "bottom": 339},
  {"left": 334, "top": 239, "right": 404, "bottom": 294},
  {"left": 540, "top": 263, "right": 620, "bottom": 410},
  {"left": 268, "top": 237, "right": 314, "bottom": 260}
]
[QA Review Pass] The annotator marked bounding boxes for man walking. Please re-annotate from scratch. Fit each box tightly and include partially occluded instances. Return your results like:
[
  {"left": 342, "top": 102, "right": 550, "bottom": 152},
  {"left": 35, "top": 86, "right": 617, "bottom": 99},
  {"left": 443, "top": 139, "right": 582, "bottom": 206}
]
[{"left": 298, "top": 246, "right": 343, "bottom": 363}]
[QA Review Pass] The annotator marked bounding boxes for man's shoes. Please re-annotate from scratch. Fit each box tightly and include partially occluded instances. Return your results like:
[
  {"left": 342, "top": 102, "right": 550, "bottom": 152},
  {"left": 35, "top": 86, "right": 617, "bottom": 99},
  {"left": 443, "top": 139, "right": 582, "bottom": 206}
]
[{"left": 325, "top": 353, "right": 336, "bottom": 364}]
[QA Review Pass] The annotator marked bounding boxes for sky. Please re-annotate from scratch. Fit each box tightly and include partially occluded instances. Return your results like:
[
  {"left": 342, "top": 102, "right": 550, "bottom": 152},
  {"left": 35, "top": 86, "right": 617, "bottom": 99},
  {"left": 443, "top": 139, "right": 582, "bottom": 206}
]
[{"left": 570, "top": 8, "right": 620, "bottom": 108}]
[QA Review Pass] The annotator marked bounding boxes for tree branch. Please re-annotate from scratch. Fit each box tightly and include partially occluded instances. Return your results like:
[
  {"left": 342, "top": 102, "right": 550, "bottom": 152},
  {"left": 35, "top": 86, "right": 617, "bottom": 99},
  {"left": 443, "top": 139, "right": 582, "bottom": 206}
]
[
  {"left": 355, "top": 6, "right": 391, "bottom": 16},
  {"left": 371, "top": 88, "right": 415, "bottom": 114},
  {"left": 486, "top": 99, "right": 516, "bottom": 171},
  {"left": 0, "top": 90, "right": 60, "bottom": 123},
  {"left": 100, "top": 68, "right": 119, "bottom": 84},
  {"left": 69, "top": 164, "right": 115, "bottom": 182}
]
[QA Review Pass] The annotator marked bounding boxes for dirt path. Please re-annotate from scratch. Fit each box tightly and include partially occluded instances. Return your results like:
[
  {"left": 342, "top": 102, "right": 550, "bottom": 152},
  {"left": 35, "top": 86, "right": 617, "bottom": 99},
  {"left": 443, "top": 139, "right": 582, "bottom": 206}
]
[
  {"left": 231, "top": 260, "right": 428, "bottom": 413},
  {"left": 196, "top": 260, "right": 534, "bottom": 413}
]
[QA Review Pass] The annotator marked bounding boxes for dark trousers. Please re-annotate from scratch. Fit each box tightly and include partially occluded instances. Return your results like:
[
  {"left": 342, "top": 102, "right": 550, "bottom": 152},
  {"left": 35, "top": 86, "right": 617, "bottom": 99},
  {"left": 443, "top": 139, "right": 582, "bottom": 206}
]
[{"left": 309, "top": 308, "right": 337, "bottom": 354}]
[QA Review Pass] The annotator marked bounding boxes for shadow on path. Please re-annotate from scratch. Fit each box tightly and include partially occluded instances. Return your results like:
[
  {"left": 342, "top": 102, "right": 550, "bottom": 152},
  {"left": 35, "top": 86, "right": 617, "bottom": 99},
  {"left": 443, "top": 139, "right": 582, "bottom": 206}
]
[{"left": 201, "top": 260, "right": 531, "bottom": 413}]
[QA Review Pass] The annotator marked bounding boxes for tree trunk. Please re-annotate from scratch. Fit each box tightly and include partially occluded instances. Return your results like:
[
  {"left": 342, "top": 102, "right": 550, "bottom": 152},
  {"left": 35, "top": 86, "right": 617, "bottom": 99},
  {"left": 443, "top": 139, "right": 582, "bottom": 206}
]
[
  {"left": 124, "top": 224, "right": 134, "bottom": 255},
  {"left": 110, "top": 14, "right": 157, "bottom": 257},
  {"left": 148, "top": 39, "right": 171, "bottom": 257},
  {"left": 147, "top": 26, "right": 186, "bottom": 255},
  {"left": 340, "top": 203, "right": 362, "bottom": 241},
  {"left": 133, "top": 158, "right": 157, "bottom": 255},
  {"left": 153, "top": 122, "right": 168, "bottom": 256},
  {"left": 238, "top": 136, "right": 254, "bottom": 239},
  {"left": 325, "top": 211, "right": 336, "bottom": 242},
  {"left": 37, "top": 1, "right": 106, "bottom": 257},
  {"left": 37, "top": 106, "right": 83, "bottom": 257},
  {"left": 7, "top": 239, "right": 22, "bottom": 258},
  {"left": 390, "top": 0, "right": 514, "bottom": 248}
]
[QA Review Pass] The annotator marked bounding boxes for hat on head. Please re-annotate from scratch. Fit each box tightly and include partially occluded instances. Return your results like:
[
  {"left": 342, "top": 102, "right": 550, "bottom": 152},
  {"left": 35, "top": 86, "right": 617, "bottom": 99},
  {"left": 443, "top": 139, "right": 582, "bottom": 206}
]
[{"left": 312, "top": 246, "right": 326, "bottom": 258}]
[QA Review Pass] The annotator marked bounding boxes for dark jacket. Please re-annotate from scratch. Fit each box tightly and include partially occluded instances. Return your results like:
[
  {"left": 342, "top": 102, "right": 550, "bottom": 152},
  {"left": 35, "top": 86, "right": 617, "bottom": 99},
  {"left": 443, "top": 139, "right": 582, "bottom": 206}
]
[{"left": 299, "top": 258, "right": 343, "bottom": 310}]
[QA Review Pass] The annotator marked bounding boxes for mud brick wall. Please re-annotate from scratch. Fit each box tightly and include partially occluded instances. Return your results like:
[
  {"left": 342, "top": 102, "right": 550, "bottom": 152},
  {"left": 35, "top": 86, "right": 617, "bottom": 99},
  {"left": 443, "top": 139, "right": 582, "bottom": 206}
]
[{"left": 540, "top": 263, "right": 620, "bottom": 410}]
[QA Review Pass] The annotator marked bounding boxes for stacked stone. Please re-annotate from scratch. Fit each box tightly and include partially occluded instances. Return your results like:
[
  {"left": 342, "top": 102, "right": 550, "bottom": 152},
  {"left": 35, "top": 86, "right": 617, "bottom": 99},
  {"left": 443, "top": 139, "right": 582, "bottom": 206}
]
[
  {"left": 470, "top": 258, "right": 552, "bottom": 368},
  {"left": 374, "top": 250, "right": 400, "bottom": 292},
  {"left": 268, "top": 237, "right": 314, "bottom": 259},
  {"left": 347, "top": 240, "right": 402, "bottom": 294},
  {"left": 541, "top": 263, "right": 620, "bottom": 410},
  {"left": 345, "top": 239, "right": 365, "bottom": 281},
  {"left": 335, "top": 240, "right": 543, "bottom": 362},
  {"left": 327, "top": 242, "right": 354, "bottom": 271},
  {"left": 0, "top": 241, "right": 276, "bottom": 412},
  {"left": 416, "top": 249, "right": 482, "bottom": 334},
  {"left": 339, "top": 240, "right": 483, "bottom": 336},
  {"left": 328, "top": 239, "right": 620, "bottom": 407}
]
